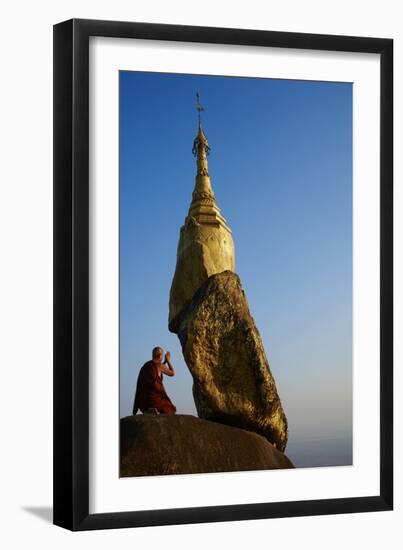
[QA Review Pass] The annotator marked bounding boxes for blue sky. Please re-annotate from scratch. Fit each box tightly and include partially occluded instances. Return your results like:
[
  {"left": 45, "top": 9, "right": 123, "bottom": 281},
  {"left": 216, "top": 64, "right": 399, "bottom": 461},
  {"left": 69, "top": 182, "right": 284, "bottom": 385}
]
[{"left": 119, "top": 71, "right": 352, "bottom": 464}]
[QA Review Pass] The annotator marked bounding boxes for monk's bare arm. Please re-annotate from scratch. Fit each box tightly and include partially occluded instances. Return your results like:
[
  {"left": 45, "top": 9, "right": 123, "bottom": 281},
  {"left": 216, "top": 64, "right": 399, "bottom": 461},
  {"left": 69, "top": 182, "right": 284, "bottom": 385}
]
[{"left": 160, "top": 352, "right": 175, "bottom": 376}]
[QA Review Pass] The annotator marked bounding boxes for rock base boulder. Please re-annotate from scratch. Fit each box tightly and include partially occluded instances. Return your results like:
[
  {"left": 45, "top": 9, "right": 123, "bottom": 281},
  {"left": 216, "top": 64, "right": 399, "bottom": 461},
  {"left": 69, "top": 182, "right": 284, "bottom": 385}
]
[{"left": 120, "top": 414, "right": 293, "bottom": 477}]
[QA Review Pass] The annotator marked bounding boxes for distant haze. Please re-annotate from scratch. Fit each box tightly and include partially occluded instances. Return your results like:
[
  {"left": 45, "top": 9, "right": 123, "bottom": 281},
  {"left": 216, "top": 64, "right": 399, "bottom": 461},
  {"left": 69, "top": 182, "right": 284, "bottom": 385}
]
[{"left": 119, "top": 71, "right": 352, "bottom": 467}]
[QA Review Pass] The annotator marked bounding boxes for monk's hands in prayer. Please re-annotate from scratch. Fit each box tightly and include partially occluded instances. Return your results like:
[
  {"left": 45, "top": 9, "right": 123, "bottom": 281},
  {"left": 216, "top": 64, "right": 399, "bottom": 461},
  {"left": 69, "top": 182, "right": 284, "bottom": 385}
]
[{"left": 160, "top": 352, "right": 175, "bottom": 377}]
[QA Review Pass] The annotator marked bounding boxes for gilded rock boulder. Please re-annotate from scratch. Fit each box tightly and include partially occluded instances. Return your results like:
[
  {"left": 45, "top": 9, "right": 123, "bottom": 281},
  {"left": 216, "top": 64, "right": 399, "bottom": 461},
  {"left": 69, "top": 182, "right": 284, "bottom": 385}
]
[
  {"left": 177, "top": 270, "right": 288, "bottom": 452},
  {"left": 168, "top": 213, "right": 234, "bottom": 333}
]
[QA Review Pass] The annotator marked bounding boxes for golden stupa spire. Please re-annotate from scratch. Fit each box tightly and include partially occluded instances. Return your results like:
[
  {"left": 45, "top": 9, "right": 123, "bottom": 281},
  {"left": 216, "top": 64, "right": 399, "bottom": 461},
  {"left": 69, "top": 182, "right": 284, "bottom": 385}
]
[
  {"left": 193, "top": 125, "right": 210, "bottom": 176},
  {"left": 168, "top": 93, "right": 235, "bottom": 332},
  {"left": 187, "top": 93, "right": 231, "bottom": 233}
]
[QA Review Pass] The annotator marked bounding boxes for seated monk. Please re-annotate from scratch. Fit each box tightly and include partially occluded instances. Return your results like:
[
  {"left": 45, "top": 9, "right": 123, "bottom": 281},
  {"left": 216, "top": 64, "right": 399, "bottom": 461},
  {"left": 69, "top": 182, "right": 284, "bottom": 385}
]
[{"left": 132, "top": 347, "right": 177, "bottom": 415}]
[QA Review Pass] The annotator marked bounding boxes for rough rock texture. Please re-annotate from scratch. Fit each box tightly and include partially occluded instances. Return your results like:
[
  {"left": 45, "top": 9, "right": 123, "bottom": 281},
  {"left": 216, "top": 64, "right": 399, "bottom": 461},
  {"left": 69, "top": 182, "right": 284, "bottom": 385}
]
[
  {"left": 120, "top": 414, "right": 293, "bottom": 477},
  {"left": 169, "top": 214, "right": 234, "bottom": 333},
  {"left": 177, "top": 271, "right": 288, "bottom": 452}
]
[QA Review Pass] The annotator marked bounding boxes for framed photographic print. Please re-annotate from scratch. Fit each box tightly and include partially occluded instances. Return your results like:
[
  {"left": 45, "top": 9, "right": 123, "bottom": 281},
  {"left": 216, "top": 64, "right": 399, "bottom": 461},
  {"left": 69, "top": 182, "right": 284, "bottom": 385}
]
[{"left": 53, "top": 19, "right": 393, "bottom": 530}]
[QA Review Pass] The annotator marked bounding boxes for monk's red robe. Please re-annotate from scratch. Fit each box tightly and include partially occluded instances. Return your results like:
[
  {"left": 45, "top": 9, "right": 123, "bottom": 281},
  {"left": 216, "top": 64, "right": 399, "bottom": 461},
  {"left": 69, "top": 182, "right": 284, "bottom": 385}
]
[{"left": 132, "top": 360, "right": 176, "bottom": 415}]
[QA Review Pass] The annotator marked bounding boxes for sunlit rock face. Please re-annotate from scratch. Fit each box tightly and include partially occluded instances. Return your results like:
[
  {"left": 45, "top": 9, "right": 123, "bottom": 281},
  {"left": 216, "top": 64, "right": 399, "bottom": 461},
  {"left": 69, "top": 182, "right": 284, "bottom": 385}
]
[
  {"left": 168, "top": 126, "right": 235, "bottom": 333},
  {"left": 177, "top": 271, "right": 289, "bottom": 452}
]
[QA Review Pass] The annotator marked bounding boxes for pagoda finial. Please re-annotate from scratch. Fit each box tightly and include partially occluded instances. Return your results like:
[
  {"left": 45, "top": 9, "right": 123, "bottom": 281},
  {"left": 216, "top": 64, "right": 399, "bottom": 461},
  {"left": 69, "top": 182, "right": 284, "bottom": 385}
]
[{"left": 196, "top": 91, "right": 204, "bottom": 128}]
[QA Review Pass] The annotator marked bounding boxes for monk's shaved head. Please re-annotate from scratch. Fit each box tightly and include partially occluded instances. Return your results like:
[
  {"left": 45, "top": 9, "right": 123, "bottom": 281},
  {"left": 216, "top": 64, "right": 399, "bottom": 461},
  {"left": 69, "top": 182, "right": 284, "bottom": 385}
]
[{"left": 152, "top": 346, "right": 163, "bottom": 359}]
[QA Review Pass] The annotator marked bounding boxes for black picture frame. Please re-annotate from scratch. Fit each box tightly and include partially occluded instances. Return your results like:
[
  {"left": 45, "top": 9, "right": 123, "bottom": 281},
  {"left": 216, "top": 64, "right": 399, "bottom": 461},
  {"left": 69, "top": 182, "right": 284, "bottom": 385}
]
[{"left": 53, "top": 18, "right": 393, "bottom": 531}]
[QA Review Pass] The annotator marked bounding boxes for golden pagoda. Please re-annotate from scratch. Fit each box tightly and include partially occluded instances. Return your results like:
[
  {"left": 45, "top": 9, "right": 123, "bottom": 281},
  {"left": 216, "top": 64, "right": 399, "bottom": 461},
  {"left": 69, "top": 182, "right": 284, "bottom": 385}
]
[{"left": 168, "top": 94, "right": 235, "bottom": 333}]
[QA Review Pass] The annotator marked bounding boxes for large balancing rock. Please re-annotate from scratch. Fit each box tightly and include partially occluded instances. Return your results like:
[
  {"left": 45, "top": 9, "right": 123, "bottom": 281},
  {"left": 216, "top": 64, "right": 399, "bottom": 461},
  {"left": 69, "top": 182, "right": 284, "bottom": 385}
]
[
  {"left": 120, "top": 414, "right": 293, "bottom": 477},
  {"left": 177, "top": 270, "right": 288, "bottom": 452}
]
